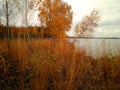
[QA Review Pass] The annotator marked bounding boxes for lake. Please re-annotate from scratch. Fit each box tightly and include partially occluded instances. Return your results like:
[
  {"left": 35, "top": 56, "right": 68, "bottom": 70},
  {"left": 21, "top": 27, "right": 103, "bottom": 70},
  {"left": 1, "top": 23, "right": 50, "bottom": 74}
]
[{"left": 69, "top": 38, "right": 120, "bottom": 58}]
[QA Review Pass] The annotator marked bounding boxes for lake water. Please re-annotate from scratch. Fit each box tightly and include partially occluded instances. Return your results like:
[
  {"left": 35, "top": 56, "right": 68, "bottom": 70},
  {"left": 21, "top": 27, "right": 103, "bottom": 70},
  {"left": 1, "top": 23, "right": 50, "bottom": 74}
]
[{"left": 69, "top": 39, "right": 120, "bottom": 58}]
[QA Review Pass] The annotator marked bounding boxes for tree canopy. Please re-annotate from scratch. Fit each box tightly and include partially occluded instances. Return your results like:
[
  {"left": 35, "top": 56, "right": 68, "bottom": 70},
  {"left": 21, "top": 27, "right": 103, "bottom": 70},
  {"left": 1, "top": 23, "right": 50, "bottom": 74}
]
[
  {"left": 38, "top": 0, "right": 73, "bottom": 38},
  {"left": 75, "top": 9, "right": 100, "bottom": 37}
]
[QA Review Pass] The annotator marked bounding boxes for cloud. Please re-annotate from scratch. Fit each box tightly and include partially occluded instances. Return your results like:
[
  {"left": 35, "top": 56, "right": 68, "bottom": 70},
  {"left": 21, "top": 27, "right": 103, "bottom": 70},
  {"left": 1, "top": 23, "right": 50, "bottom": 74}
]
[
  {"left": 100, "top": 20, "right": 120, "bottom": 27},
  {"left": 94, "top": 25, "right": 120, "bottom": 37},
  {"left": 65, "top": 0, "right": 120, "bottom": 37}
]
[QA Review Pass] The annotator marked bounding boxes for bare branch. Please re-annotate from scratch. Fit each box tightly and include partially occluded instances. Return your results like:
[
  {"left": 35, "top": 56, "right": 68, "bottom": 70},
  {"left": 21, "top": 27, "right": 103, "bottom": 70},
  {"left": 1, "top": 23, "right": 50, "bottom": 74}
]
[{"left": 75, "top": 9, "right": 100, "bottom": 37}]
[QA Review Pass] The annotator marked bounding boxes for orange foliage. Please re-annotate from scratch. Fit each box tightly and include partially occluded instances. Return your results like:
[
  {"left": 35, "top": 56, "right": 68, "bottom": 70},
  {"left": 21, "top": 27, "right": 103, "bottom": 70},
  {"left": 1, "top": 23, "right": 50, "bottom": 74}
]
[
  {"left": 75, "top": 9, "right": 100, "bottom": 37},
  {"left": 0, "top": 25, "right": 45, "bottom": 38},
  {"left": 38, "top": 0, "right": 73, "bottom": 38},
  {"left": 0, "top": 39, "right": 120, "bottom": 89}
]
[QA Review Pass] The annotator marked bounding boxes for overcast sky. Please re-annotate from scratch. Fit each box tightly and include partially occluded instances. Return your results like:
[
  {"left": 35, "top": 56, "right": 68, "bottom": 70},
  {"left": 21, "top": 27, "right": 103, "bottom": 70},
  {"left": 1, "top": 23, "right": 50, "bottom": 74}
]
[{"left": 64, "top": 0, "right": 120, "bottom": 37}]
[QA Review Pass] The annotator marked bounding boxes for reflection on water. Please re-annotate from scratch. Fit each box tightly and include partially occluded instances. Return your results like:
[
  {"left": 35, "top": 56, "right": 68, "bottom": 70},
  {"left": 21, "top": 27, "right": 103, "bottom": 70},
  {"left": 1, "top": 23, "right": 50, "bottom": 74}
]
[{"left": 70, "top": 39, "right": 120, "bottom": 58}]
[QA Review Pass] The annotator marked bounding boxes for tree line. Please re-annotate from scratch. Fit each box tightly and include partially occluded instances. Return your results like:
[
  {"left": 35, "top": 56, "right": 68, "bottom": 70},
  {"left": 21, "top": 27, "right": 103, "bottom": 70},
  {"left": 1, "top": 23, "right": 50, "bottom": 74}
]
[
  {"left": 0, "top": 0, "right": 99, "bottom": 39},
  {"left": 0, "top": 25, "right": 46, "bottom": 38}
]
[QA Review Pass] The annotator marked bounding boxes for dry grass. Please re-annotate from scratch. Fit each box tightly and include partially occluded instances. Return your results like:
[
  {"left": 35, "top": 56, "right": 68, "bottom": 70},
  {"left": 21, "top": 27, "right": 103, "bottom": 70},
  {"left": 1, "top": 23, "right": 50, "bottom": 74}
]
[{"left": 0, "top": 38, "right": 120, "bottom": 90}]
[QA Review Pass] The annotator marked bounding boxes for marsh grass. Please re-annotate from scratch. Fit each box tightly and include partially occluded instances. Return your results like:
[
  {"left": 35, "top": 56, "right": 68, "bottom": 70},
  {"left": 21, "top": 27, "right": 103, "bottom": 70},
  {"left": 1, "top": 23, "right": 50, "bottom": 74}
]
[{"left": 0, "top": 38, "right": 120, "bottom": 90}]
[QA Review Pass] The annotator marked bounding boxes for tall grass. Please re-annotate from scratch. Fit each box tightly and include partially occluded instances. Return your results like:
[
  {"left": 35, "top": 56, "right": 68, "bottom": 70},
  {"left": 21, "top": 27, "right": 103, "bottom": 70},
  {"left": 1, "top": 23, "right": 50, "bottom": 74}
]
[{"left": 0, "top": 38, "right": 120, "bottom": 90}]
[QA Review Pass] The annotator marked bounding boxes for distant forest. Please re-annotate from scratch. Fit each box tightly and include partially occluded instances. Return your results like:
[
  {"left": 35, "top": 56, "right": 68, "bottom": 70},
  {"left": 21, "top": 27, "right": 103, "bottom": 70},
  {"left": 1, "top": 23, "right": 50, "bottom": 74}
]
[
  {"left": 0, "top": 24, "right": 50, "bottom": 38},
  {"left": 0, "top": 0, "right": 99, "bottom": 39}
]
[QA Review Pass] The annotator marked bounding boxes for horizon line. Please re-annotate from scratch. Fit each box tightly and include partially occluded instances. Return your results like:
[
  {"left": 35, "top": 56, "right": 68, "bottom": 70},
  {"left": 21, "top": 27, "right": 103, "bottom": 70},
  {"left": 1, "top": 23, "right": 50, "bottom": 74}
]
[{"left": 67, "top": 37, "right": 120, "bottom": 39}]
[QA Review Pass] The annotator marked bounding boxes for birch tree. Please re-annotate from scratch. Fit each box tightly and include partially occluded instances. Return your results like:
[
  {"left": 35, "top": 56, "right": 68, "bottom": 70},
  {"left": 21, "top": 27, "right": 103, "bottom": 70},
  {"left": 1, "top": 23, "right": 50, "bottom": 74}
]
[
  {"left": 17, "top": 0, "right": 37, "bottom": 38},
  {"left": 75, "top": 9, "right": 100, "bottom": 37},
  {"left": 38, "top": 0, "right": 73, "bottom": 38},
  {"left": 0, "top": 0, "right": 19, "bottom": 38}
]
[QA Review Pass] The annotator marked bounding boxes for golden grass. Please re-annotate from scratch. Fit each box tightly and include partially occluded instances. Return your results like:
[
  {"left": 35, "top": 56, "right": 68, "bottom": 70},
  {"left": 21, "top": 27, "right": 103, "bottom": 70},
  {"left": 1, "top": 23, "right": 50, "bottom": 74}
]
[{"left": 0, "top": 38, "right": 120, "bottom": 90}]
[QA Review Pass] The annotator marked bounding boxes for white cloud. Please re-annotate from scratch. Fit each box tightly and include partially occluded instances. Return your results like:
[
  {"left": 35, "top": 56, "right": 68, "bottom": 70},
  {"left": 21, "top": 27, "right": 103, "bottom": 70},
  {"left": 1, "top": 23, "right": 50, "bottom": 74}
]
[{"left": 65, "top": 0, "right": 120, "bottom": 37}]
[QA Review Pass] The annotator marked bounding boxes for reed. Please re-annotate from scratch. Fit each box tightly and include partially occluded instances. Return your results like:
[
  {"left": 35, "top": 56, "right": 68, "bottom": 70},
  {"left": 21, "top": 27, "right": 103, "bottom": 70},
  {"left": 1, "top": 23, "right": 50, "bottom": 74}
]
[{"left": 0, "top": 38, "right": 120, "bottom": 90}]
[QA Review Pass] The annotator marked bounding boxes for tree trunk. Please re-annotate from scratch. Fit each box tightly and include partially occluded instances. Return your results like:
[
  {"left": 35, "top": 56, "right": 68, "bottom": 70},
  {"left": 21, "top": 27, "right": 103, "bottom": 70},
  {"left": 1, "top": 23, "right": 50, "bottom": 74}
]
[{"left": 6, "top": 0, "right": 10, "bottom": 39}]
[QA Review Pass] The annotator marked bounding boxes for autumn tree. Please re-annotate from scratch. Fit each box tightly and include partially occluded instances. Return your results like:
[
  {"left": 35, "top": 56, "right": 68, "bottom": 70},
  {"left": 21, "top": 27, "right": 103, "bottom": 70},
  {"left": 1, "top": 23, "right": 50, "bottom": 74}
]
[
  {"left": 0, "top": 16, "right": 1, "bottom": 24},
  {"left": 0, "top": 0, "right": 19, "bottom": 38},
  {"left": 38, "top": 0, "right": 73, "bottom": 38},
  {"left": 0, "top": 0, "right": 20, "bottom": 62},
  {"left": 16, "top": 0, "right": 33, "bottom": 38},
  {"left": 75, "top": 9, "right": 100, "bottom": 37}
]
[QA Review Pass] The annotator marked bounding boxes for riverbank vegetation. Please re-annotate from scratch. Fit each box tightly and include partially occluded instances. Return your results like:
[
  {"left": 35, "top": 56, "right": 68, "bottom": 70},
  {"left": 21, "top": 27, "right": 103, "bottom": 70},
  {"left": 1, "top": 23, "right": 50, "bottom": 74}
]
[{"left": 0, "top": 39, "right": 120, "bottom": 90}]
